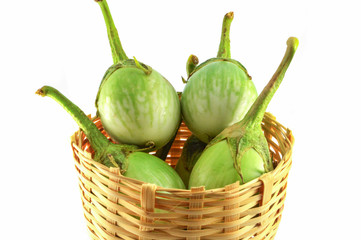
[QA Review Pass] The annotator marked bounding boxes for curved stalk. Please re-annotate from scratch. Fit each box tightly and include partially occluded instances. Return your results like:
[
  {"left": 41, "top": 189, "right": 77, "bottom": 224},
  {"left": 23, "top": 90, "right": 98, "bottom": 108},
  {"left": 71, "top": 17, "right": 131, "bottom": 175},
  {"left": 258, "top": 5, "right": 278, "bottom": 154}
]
[
  {"left": 96, "top": 0, "right": 128, "bottom": 63},
  {"left": 36, "top": 86, "right": 109, "bottom": 150},
  {"left": 211, "top": 37, "right": 299, "bottom": 175},
  {"left": 217, "top": 12, "right": 234, "bottom": 59},
  {"left": 36, "top": 86, "right": 137, "bottom": 168},
  {"left": 241, "top": 37, "right": 299, "bottom": 130}
]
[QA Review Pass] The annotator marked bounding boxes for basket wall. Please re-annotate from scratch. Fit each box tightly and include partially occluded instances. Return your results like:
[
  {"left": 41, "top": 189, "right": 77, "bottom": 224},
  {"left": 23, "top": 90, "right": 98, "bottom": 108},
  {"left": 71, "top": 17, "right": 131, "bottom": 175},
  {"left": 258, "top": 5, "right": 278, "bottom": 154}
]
[{"left": 71, "top": 112, "right": 293, "bottom": 240}]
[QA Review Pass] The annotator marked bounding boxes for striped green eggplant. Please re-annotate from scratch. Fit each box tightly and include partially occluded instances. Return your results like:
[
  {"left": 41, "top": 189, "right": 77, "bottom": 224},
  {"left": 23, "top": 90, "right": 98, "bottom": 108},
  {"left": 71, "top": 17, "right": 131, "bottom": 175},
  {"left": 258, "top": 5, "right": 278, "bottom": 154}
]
[
  {"left": 189, "top": 37, "right": 298, "bottom": 190},
  {"left": 181, "top": 12, "right": 258, "bottom": 143},
  {"left": 94, "top": 0, "right": 180, "bottom": 150},
  {"left": 36, "top": 86, "right": 185, "bottom": 189}
]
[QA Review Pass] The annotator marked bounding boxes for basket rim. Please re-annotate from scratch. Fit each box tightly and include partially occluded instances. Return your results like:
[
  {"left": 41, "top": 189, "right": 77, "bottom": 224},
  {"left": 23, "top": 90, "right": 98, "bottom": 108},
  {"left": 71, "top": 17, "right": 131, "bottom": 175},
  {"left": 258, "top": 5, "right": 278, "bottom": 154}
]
[{"left": 70, "top": 112, "right": 294, "bottom": 193}]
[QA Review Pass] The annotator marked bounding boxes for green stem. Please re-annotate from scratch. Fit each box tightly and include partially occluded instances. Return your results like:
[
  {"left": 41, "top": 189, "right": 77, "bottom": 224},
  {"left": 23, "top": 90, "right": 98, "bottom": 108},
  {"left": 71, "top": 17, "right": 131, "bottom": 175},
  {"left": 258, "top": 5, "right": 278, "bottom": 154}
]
[
  {"left": 36, "top": 86, "right": 110, "bottom": 153},
  {"left": 242, "top": 37, "right": 299, "bottom": 129},
  {"left": 186, "top": 54, "right": 199, "bottom": 76},
  {"left": 217, "top": 12, "right": 234, "bottom": 59},
  {"left": 96, "top": 0, "right": 128, "bottom": 63}
]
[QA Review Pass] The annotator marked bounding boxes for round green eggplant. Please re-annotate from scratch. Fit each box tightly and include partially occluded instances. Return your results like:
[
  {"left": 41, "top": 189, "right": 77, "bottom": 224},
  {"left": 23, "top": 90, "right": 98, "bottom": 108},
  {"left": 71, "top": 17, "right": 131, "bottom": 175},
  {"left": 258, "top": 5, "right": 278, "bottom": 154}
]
[
  {"left": 96, "top": 61, "right": 181, "bottom": 149},
  {"left": 94, "top": 0, "right": 180, "bottom": 150},
  {"left": 188, "top": 37, "right": 298, "bottom": 190},
  {"left": 36, "top": 86, "right": 185, "bottom": 189},
  {"left": 181, "top": 12, "right": 258, "bottom": 143},
  {"left": 126, "top": 152, "right": 185, "bottom": 189},
  {"left": 188, "top": 140, "right": 264, "bottom": 189}
]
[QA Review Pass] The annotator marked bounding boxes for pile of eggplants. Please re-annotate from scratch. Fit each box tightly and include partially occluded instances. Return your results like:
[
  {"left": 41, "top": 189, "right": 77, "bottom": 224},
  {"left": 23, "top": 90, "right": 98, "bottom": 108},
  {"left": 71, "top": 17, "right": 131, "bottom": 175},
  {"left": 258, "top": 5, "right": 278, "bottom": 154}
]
[{"left": 37, "top": 0, "right": 298, "bottom": 190}]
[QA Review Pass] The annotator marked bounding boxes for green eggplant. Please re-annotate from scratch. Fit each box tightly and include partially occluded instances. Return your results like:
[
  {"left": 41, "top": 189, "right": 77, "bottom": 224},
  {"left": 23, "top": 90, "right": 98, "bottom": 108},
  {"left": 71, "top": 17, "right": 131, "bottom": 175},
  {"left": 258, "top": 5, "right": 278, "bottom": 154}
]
[
  {"left": 188, "top": 37, "right": 298, "bottom": 190},
  {"left": 181, "top": 12, "right": 258, "bottom": 143},
  {"left": 36, "top": 86, "right": 185, "bottom": 189},
  {"left": 94, "top": 0, "right": 181, "bottom": 150}
]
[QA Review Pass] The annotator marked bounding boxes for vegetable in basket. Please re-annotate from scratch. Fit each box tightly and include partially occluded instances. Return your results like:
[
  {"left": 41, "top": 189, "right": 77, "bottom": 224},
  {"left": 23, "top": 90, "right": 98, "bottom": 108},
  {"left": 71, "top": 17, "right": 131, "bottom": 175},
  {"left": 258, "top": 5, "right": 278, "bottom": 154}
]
[
  {"left": 176, "top": 58, "right": 207, "bottom": 188},
  {"left": 36, "top": 86, "right": 185, "bottom": 189},
  {"left": 94, "top": 0, "right": 181, "bottom": 150},
  {"left": 181, "top": 12, "right": 258, "bottom": 143},
  {"left": 188, "top": 37, "right": 298, "bottom": 190},
  {"left": 175, "top": 135, "right": 207, "bottom": 188}
]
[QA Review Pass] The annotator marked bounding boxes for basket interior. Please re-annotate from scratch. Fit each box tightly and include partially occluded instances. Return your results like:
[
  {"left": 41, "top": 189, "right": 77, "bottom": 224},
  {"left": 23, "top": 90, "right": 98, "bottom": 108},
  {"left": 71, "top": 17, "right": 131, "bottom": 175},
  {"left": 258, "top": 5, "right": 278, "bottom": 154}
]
[{"left": 78, "top": 113, "right": 292, "bottom": 169}]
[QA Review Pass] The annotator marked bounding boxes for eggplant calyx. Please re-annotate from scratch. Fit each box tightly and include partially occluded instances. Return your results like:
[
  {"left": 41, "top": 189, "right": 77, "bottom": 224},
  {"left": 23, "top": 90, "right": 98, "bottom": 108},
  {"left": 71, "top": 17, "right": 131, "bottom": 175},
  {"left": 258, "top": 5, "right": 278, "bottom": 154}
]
[
  {"left": 230, "top": 130, "right": 273, "bottom": 175},
  {"left": 181, "top": 76, "right": 188, "bottom": 84},
  {"left": 94, "top": 59, "right": 153, "bottom": 113},
  {"left": 95, "top": 63, "right": 123, "bottom": 111},
  {"left": 187, "top": 58, "right": 251, "bottom": 80},
  {"left": 99, "top": 143, "right": 133, "bottom": 170},
  {"left": 181, "top": 54, "right": 199, "bottom": 83},
  {"left": 187, "top": 12, "right": 252, "bottom": 81},
  {"left": 133, "top": 141, "right": 156, "bottom": 153},
  {"left": 186, "top": 54, "right": 199, "bottom": 77},
  {"left": 133, "top": 57, "right": 152, "bottom": 75},
  {"left": 207, "top": 124, "right": 272, "bottom": 180}
]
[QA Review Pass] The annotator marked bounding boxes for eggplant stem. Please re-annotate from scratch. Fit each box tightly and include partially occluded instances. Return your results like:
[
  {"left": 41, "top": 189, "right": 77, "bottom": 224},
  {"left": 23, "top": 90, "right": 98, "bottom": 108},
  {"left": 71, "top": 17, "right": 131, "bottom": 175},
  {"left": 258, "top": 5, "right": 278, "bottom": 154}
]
[
  {"left": 242, "top": 37, "right": 299, "bottom": 129},
  {"left": 217, "top": 12, "right": 234, "bottom": 59},
  {"left": 96, "top": 0, "right": 128, "bottom": 63},
  {"left": 36, "top": 86, "right": 110, "bottom": 153}
]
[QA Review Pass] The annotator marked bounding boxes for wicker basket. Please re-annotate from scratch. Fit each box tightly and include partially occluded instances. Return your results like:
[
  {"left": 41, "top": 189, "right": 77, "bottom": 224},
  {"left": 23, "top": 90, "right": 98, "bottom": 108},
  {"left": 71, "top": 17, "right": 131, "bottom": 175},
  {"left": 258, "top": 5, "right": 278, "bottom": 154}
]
[{"left": 70, "top": 112, "right": 293, "bottom": 240}]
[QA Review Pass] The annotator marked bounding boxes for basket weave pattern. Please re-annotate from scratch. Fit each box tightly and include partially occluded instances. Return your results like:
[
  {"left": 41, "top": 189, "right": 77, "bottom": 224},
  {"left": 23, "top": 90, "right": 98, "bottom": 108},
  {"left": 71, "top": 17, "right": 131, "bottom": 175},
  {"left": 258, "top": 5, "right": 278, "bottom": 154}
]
[{"left": 71, "top": 112, "right": 293, "bottom": 240}]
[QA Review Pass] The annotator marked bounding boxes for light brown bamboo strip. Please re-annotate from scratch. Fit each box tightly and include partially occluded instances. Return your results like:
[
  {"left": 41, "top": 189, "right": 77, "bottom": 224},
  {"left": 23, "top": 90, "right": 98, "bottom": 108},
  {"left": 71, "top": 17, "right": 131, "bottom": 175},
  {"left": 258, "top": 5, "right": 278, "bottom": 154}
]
[
  {"left": 140, "top": 183, "right": 157, "bottom": 239},
  {"left": 260, "top": 173, "right": 274, "bottom": 227},
  {"left": 223, "top": 181, "right": 241, "bottom": 238},
  {"left": 187, "top": 186, "right": 205, "bottom": 240}
]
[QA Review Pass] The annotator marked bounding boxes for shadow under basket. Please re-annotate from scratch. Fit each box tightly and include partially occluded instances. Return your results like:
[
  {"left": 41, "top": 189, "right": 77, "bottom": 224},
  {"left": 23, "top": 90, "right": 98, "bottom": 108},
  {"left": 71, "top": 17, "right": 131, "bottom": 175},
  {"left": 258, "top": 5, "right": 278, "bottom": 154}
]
[{"left": 70, "top": 112, "right": 294, "bottom": 240}]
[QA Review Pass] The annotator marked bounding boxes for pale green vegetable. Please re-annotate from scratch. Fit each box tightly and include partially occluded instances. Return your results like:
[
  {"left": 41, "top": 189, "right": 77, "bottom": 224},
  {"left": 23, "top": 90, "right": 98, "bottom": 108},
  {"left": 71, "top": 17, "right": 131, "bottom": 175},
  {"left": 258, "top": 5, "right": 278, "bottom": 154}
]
[
  {"left": 189, "top": 37, "right": 298, "bottom": 189},
  {"left": 36, "top": 86, "right": 185, "bottom": 189},
  {"left": 181, "top": 12, "right": 258, "bottom": 143},
  {"left": 94, "top": 0, "right": 181, "bottom": 150}
]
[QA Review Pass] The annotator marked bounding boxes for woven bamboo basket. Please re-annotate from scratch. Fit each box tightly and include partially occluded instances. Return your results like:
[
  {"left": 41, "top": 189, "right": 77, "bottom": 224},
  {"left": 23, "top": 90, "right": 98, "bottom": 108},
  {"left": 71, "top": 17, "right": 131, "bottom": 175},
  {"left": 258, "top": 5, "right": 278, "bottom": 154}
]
[{"left": 70, "top": 112, "right": 293, "bottom": 240}]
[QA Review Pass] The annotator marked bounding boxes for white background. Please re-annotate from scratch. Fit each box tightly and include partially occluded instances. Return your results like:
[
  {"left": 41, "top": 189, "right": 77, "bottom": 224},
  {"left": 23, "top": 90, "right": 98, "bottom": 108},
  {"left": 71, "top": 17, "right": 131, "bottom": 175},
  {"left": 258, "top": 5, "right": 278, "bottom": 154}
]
[{"left": 1, "top": 0, "right": 360, "bottom": 239}]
